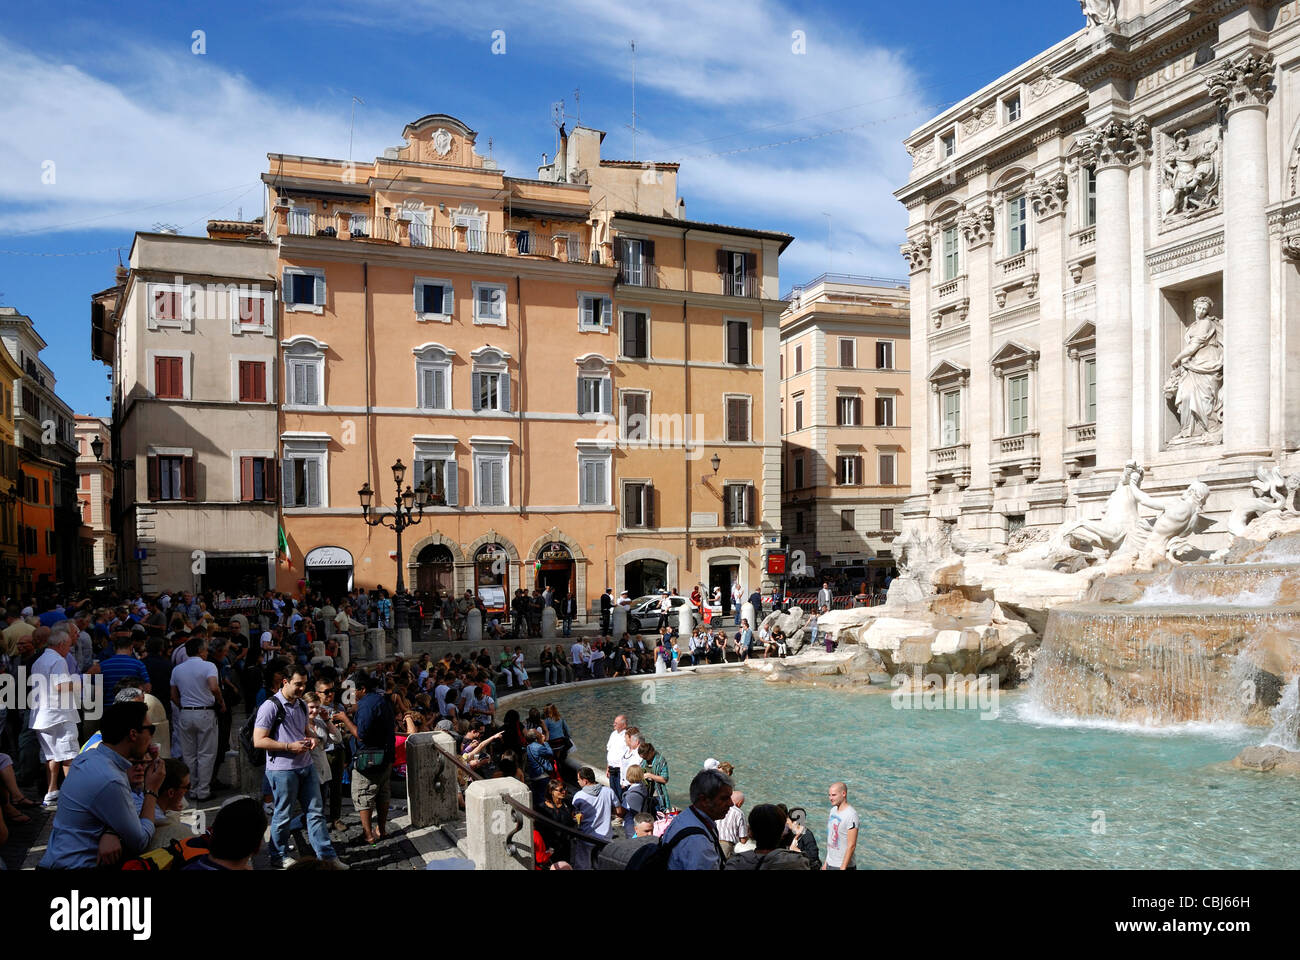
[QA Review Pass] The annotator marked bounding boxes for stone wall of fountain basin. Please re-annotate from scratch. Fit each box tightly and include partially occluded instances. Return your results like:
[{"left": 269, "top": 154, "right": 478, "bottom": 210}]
[
  {"left": 1032, "top": 604, "right": 1300, "bottom": 725},
  {"left": 1089, "top": 564, "right": 1300, "bottom": 605}
]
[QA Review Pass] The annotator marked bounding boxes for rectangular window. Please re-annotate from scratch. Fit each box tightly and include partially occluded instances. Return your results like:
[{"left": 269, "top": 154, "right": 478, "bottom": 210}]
[
  {"left": 723, "top": 483, "right": 753, "bottom": 526},
  {"left": 286, "top": 272, "right": 320, "bottom": 307},
  {"left": 147, "top": 455, "right": 194, "bottom": 502},
  {"left": 154, "top": 357, "right": 184, "bottom": 399},
  {"left": 1084, "top": 167, "right": 1097, "bottom": 228},
  {"left": 841, "top": 509, "right": 854, "bottom": 532},
  {"left": 839, "top": 338, "right": 856, "bottom": 368},
  {"left": 795, "top": 511, "right": 804, "bottom": 534},
  {"left": 237, "top": 295, "right": 265, "bottom": 326},
  {"left": 793, "top": 457, "right": 804, "bottom": 489},
  {"left": 415, "top": 457, "right": 457, "bottom": 506},
  {"left": 473, "top": 284, "right": 507, "bottom": 324},
  {"left": 880, "top": 508, "right": 895, "bottom": 530},
  {"left": 153, "top": 289, "right": 183, "bottom": 322},
  {"left": 619, "top": 238, "right": 645, "bottom": 285},
  {"left": 942, "top": 226, "right": 960, "bottom": 281},
  {"left": 836, "top": 455, "right": 862, "bottom": 486},
  {"left": 725, "top": 319, "right": 749, "bottom": 365},
  {"left": 579, "top": 457, "right": 609, "bottom": 506},
  {"left": 876, "top": 340, "right": 894, "bottom": 370},
  {"left": 942, "top": 131, "right": 956, "bottom": 158},
  {"left": 239, "top": 456, "right": 276, "bottom": 502},
  {"left": 282, "top": 456, "right": 322, "bottom": 508},
  {"left": 621, "top": 311, "right": 649, "bottom": 359},
  {"left": 415, "top": 280, "right": 453, "bottom": 318},
  {"left": 622, "top": 392, "right": 648, "bottom": 440},
  {"left": 1007, "top": 373, "right": 1029, "bottom": 435},
  {"left": 47, "top": 530, "right": 55, "bottom": 555},
  {"left": 418, "top": 365, "right": 449, "bottom": 410},
  {"left": 579, "top": 295, "right": 612, "bottom": 330},
  {"left": 725, "top": 396, "right": 751, "bottom": 442},
  {"left": 578, "top": 376, "right": 611, "bottom": 416},
  {"left": 1007, "top": 195, "right": 1028, "bottom": 256},
  {"left": 478, "top": 372, "right": 501, "bottom": 411},
  {"left": 238, "top": 361, "right": 266, "bottom": 403},
  {"left": 721, "top": 250, "right": 751, "bottom": 296},
  {"left": 794, "top": 396, "right": 804, "bottom": 432},
  {"left": 942, "top": 390, "right": 961, "bottom": 446},
  {"left": 1084, "top": 358, "right": 1097, "bottom": 423},
  {"left": 794, "top": 344, "right": 803, "bottom": 373},
  {"left": 1004, "top": 93, "right": 1022, "bottom": 123},
  {"left": 879, "top": 453, "right": 896, "bottom": 486},
  {"left": 287, "top": 359, "right": 320, "bottom": 406},
  {"left": 836, "top": 396, "right": 861, "bottom": 427},
  {"left": 875, "top": 395, "right": 895, "bottom": 427},
  {"left": 623, "top": 481, "right": 653, "bottom": 528},
  {"left": 476, "top": 456, "right": 506, "bottom": 506}
]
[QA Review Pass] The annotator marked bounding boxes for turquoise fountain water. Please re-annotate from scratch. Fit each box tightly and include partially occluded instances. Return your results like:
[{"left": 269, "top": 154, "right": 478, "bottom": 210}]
[{"left": 514, "top": 673, "right": 1292, "bottom": 869}]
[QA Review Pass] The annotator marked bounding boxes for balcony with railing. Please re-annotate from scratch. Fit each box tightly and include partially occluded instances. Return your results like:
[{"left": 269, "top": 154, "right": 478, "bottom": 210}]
[
  {"left": 933, "top": 273, "right": 966, "bottom": 304},
  {"left": 616, "top": 258, "right": 661, "bottom": 288},
  {"left": 990, "top": 431, "right": 1040, "bottom": 484},
  {"left": 927, "top": 443, "right": 971, "bottom": 490},
  {"left": 721, "top": 274, "right": 762, "bottom": 298},
  {"left": 993, "top": 248, "right": 1038, "bottom": 307},
  {"left": 1063, "top": 421, "right": 1097, "bottom": 476}
]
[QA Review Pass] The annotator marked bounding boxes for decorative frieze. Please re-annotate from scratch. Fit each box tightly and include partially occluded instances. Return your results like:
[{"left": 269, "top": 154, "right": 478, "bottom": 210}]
[
  {"left": 1145, "top": 232, "right": 1224, "bottom": 276},
  {"left": 1206, "top": 52, "right": 1275, "bottom": 112},
  {"left": 1159, "top": 122, "right": 1221, "bottom": 225}
]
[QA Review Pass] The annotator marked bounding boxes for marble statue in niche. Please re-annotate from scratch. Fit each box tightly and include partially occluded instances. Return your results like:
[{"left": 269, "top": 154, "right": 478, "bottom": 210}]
[
  {"left": 1079, "top": 0, "right": 1119, "bottom": 27},
  {"left": 1164, "top": 295, "right": 1223, "bottom": 443}
]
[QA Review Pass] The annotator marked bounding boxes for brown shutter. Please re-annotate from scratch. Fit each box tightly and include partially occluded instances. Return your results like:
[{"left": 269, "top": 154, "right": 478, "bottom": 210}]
[
  {"left": 147, "top": 456, "right": 160, "bottom": 500},
  {"left": 716, "top": 249, "right": 728, "bottom": 274},
  {"left": 623, "top": 485, "right": 636, "bottom": 527},
  {"left": 643, "top": 239, "right": 655, "bottom": 265},
  {"left": 264, "top": 458, "right": 278, "bottom": 501},
  {"left": 645, "top": 483, "right": 655, "bottom": 528},
  {"left": 181, "top": 456, "right": 196, "bottom": 501},
  {"left": 854, "top": 397, "right": 863, "bottom": 426},
  {"left": 747, "top": 484, "right": 756, "bottom": 526},
  {"left": 240, "top": 457, "right": 254, "bottom": 501}
]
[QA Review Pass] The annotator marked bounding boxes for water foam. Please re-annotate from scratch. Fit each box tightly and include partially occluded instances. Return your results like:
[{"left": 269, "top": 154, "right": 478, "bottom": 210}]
[
  {"left": 1009, "top": 696, "right": 1250, "bottom": 739},
  {"left": 1131, "top": 579, "right": 1282, "bottom": 608},
  {"left": 1261, "top": 677, "right": 1300, "bottom": 749}
]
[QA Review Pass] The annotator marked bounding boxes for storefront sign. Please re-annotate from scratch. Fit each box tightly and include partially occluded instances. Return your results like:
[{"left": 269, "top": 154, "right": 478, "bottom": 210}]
[
  {"left": 539, "top": 541, "right": 572, "bottom": 561},
  {"left": 696, "top": 536, "right": 756, "bottom": 549},
  {"left": 304, "top": 546, "right": 353, "bottom": 568},
  {"left": 766, "top": 552, "right": 787, "bottom": 575}
]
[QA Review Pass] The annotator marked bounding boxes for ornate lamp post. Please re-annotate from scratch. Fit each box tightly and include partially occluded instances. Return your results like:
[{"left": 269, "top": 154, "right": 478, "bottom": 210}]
[{"left": 358, "top": 459, "right": 429, "bottom": 640}]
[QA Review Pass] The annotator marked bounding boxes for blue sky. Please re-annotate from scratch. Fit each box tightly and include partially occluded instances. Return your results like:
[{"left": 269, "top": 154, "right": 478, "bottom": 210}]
[{"left": 0, "top": 0, "right": 1085, "bottom": 417}]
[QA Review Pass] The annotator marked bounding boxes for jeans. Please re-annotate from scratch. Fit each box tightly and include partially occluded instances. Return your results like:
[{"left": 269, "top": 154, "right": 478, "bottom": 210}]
[
  {"left": 562, "top": 618, "right": 573, "bottom": 637},
  {"left": 268, "top": 766, "right": 338, "bottom": 862}
]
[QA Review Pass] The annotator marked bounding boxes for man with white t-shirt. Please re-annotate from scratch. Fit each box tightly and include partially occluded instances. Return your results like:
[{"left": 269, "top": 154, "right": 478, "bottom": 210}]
[
  {"left": 824, "top": 781, "right": 859, "bottom": 870},
  {"left": 619, "top": 726, "right": 645, "bottom": 792},
  {"left": 31, "top": 623, "right": 89, "bottom": 804},
  {"left": 604, "top": 713, "right": 628, "bottom": 805},
  {"left": 170, "top": 636, "right": 225, "bottom": 802},
  {"left": 731, "top": 581, "right": 746, "bottom": 625}
]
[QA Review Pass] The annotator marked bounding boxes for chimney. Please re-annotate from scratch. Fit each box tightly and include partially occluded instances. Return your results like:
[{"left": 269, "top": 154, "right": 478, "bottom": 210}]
[
  {"left": 115, "top": 265, "right": 128, "bottom": 284},
  {"left": 678, "top": 197, "right": 686, "bottom": 221},
  {"left": 557, "top": 124, "right": 569, "bottom": 183}
]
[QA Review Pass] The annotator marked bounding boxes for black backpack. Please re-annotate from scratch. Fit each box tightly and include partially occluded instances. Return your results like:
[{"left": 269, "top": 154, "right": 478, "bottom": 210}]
[
  {"left": 238, "top": 696, "right": 287, "bottom": 766},
  {"left": 597, "top": 823, "right": 716, "bottom": 871}
]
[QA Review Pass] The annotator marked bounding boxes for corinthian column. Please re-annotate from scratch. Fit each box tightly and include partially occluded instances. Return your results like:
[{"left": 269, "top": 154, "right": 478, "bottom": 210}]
[
  {"left": 1077, "top": 116, "right": 1150, "bottom": 471},
  {"left": 1208, "top": 52, "right": 1275, "bottom": 459}
]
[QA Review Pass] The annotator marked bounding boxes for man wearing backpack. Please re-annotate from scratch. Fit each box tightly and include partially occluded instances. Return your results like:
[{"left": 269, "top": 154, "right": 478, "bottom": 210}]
[
  {"left": 252, "top": 664, "right": 346, "bottom": 869},
  {"left": 523, "top": 729, "right": 556, "bottom": 808},
  {"left": 659, "top": 767, "right": 733, "bottom": 869}
]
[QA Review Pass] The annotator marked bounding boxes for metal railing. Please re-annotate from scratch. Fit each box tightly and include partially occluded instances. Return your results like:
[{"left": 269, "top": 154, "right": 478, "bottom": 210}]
[
  {"left": 287, "top": 211, "right": 338, "bottom": 237},
  {"left": 501, "top": 793, "right": 614, "bottom": 855},
  {"left": 516, "top": 231, "right": 552, "bottom": 256},
  {"left": 616, "top": 259, "right": 659, "bottom": 287},
  {"left": 785, "top": 592, "right": 888, "bottom": 610},
  {"left": 721, "top": 273, "right": 762, "bottom": 298}
]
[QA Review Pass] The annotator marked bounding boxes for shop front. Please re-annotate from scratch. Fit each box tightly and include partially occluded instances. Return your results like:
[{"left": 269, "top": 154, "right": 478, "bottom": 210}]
[
  {"left": 304, "top": 545, "right": 354, "bottom": 599},
  {"left": 535, "top": 540, "right": 574, "bottom": 611},
  {"left": 474, "top": 542, "right": 509, "bottom": 617}
]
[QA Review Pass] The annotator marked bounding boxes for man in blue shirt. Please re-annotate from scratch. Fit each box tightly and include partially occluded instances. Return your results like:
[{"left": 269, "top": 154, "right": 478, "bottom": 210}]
[
  {"left": 39, "top": 700, "right": 165, "bottom": 868},
  {"left": 343, "top": 671, "right": 395, "bottom": 845},
  {"left": 99, "top": 634, "right": 152, "bottom": 697},
  {"left": 661, "top": 768, "right": 732, "bottom": 870},
  {"left": 523, "top": 729, "right": 555, "bottom": 807}
]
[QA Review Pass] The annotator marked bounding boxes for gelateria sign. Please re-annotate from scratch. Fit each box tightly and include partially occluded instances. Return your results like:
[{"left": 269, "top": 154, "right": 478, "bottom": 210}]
[
  {"left": 696, "top": 535, "right": 756, "bottom": 549},
  {"left": 305, "top": 546, "right": 353, "bottom": 568},
  {"left": 538, "top": 541, "right": 572, "bottom": 560}
]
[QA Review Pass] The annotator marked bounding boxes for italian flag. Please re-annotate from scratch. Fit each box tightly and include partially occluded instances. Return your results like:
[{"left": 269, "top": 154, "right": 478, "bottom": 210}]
[{"left": 277, "top": 525, "right": 290, "bottom": 566}]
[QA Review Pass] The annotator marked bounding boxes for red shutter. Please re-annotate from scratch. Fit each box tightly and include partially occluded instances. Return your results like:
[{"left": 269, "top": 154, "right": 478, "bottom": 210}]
[
  {"left": 147, "top": 456, "right": 160, "bottom": 500},
  {"left": 252, "top": 363, "right": 266, "bottom": 402},
  {"left": 240, "top": 457, "right": 254, "bottom": 501},
  {"left": 181, "top": 456, "right": 196, "bottom": 501}
]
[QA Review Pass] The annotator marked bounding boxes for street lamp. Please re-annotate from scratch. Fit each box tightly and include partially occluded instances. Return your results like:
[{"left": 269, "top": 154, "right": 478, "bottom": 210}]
[
  {"left": 358, "top": 459, "right": 429, "bottom": 638},
  {"left": 710, "top": 454, "right": 721, "bottom": 475}
]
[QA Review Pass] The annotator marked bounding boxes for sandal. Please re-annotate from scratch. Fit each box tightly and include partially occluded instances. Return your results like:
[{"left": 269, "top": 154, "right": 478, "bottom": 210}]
[
  {"left": 5, "top": 806, "right": 31, "bottom": 825},
  {"left": 10, "top": 796, "right": 36, "bottom": 809}
]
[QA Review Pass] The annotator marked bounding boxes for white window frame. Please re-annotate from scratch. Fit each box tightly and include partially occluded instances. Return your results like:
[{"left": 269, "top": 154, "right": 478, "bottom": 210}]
[
  {"left": 231, "top": 448, "right": 277, "bottom": 503},
  {"left": 838, "top": 337, "right": 856, "bottom": 368},
  {"left": 414, "top": 276, "right": 455, "bottom": 322},
  {"left": 577, "top": 449, "right": 613, "bottom": 506},
  {"left": 228, "top": 286, "right": 275, "bottom": 336},
  {"left": 1083, "top": 356, "right": 1097, "bottom": 424},
  {"left": 283, "top": 267, "right": 325, "bottom": 314},
  {"left": 1006, "top": 193, "right": 1029, "bottom": 257},
  {"left": 876, "top": 339, "right": 895, "bottom": 370},
  {"left": 281, "top": 434, "right": 330, "bottom": 509},
  {"left": 1004, "top": 92, "right": 1022, "bottom": 124},
  {"left": 723, "top": 316, "right": 752, "bottom": 366},
  {"left": 1081, "top": 165, "right": 1098, "bottom": 228},
  {"left": 793, "top": 393, "right": 804, "bottom": 432},
  {"left": 941, "top": 389, "right": 962, "bottom": 447},
  {"left": 621, "top": 389, "right": 650, "bottom": 441},
  {"left": 146, "top": 282, "right": 196, "bottom": 333},
  {"left": 724, "top": 393, "right": 752, "bottom": 442},
  {"left": 412, "top": 436, "right": 459, "bottom": 507},
  {"left": 940, "top": 129, "right": 957, "bottom": 158},
  {"left": 472, "top": 282, "right": 508, "bottom": 326},
  {"left": 875, "top": 393, "right": 896, "bottom": 427},
  {"left": 471, "top": 441, "right": 511, "bottom": 507},
  {"left": 941, "top": 225, "right": 960, "bottom": 281},
  {"left": 578, "top": 291, "right": 613, "bottom": 332},
  {"left": 1006, "top": 372, "right": 1030, "bottom": 436},
  {"left": 413, "top": 344, "right": 454, "bottom": 412},
  {"left": 470, "top": 347, "right": 511, "bottom": 413},
  {"left": 836, "top": 394, "right": 861, "bottom": 427},
  {"left": 619, "top": 308, "right": 651, "bottom": 360},
  {"left": 622, "top": 479, "right": 652, "bottom": 527},
  {"left": 794, "top": 343, "right": 803, "bottom": 373},
  {"left": 282, "top": 337, "right": 327, "bottom": 407},
  {"left": 230, "top": 354, "right": 274, "bottom": 404},
  {"left": 836, "top": 454, "right": 862, "bottom": 486},
  {"left": 577, "top": 374, "right": 612, "bottom": 417},
  {"left": 146, "top": 350, "right": 193, "bottom": 401},
  {"left": 723, "top": 481, "right": 751, "bottom": 526}
]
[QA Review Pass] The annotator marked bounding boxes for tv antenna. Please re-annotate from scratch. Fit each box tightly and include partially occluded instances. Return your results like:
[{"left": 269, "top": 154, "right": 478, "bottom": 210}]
[
  {"left": 626, "top": 41, "right": 639, "bottom": 162},
  {"left": 348, "top": 95, "right": 365, "bottom": 163}
]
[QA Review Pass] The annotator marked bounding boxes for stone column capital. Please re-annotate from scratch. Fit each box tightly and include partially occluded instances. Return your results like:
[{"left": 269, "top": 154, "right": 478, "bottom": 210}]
[
  {"left": 901, "top": 234, "right": 932, "bottom": 274},
  {"left": 959, "top": 204, "right": 995, "bottom": 247},
  {"left": 1207, "top": 52, "right": 1275, "bottom": 114},
  {"left": 1029, "top": 171, "right": 1069, "bottom": 220},
  {"left": 1077, "top": 116, "right": 1152, "bottom": 170}
]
